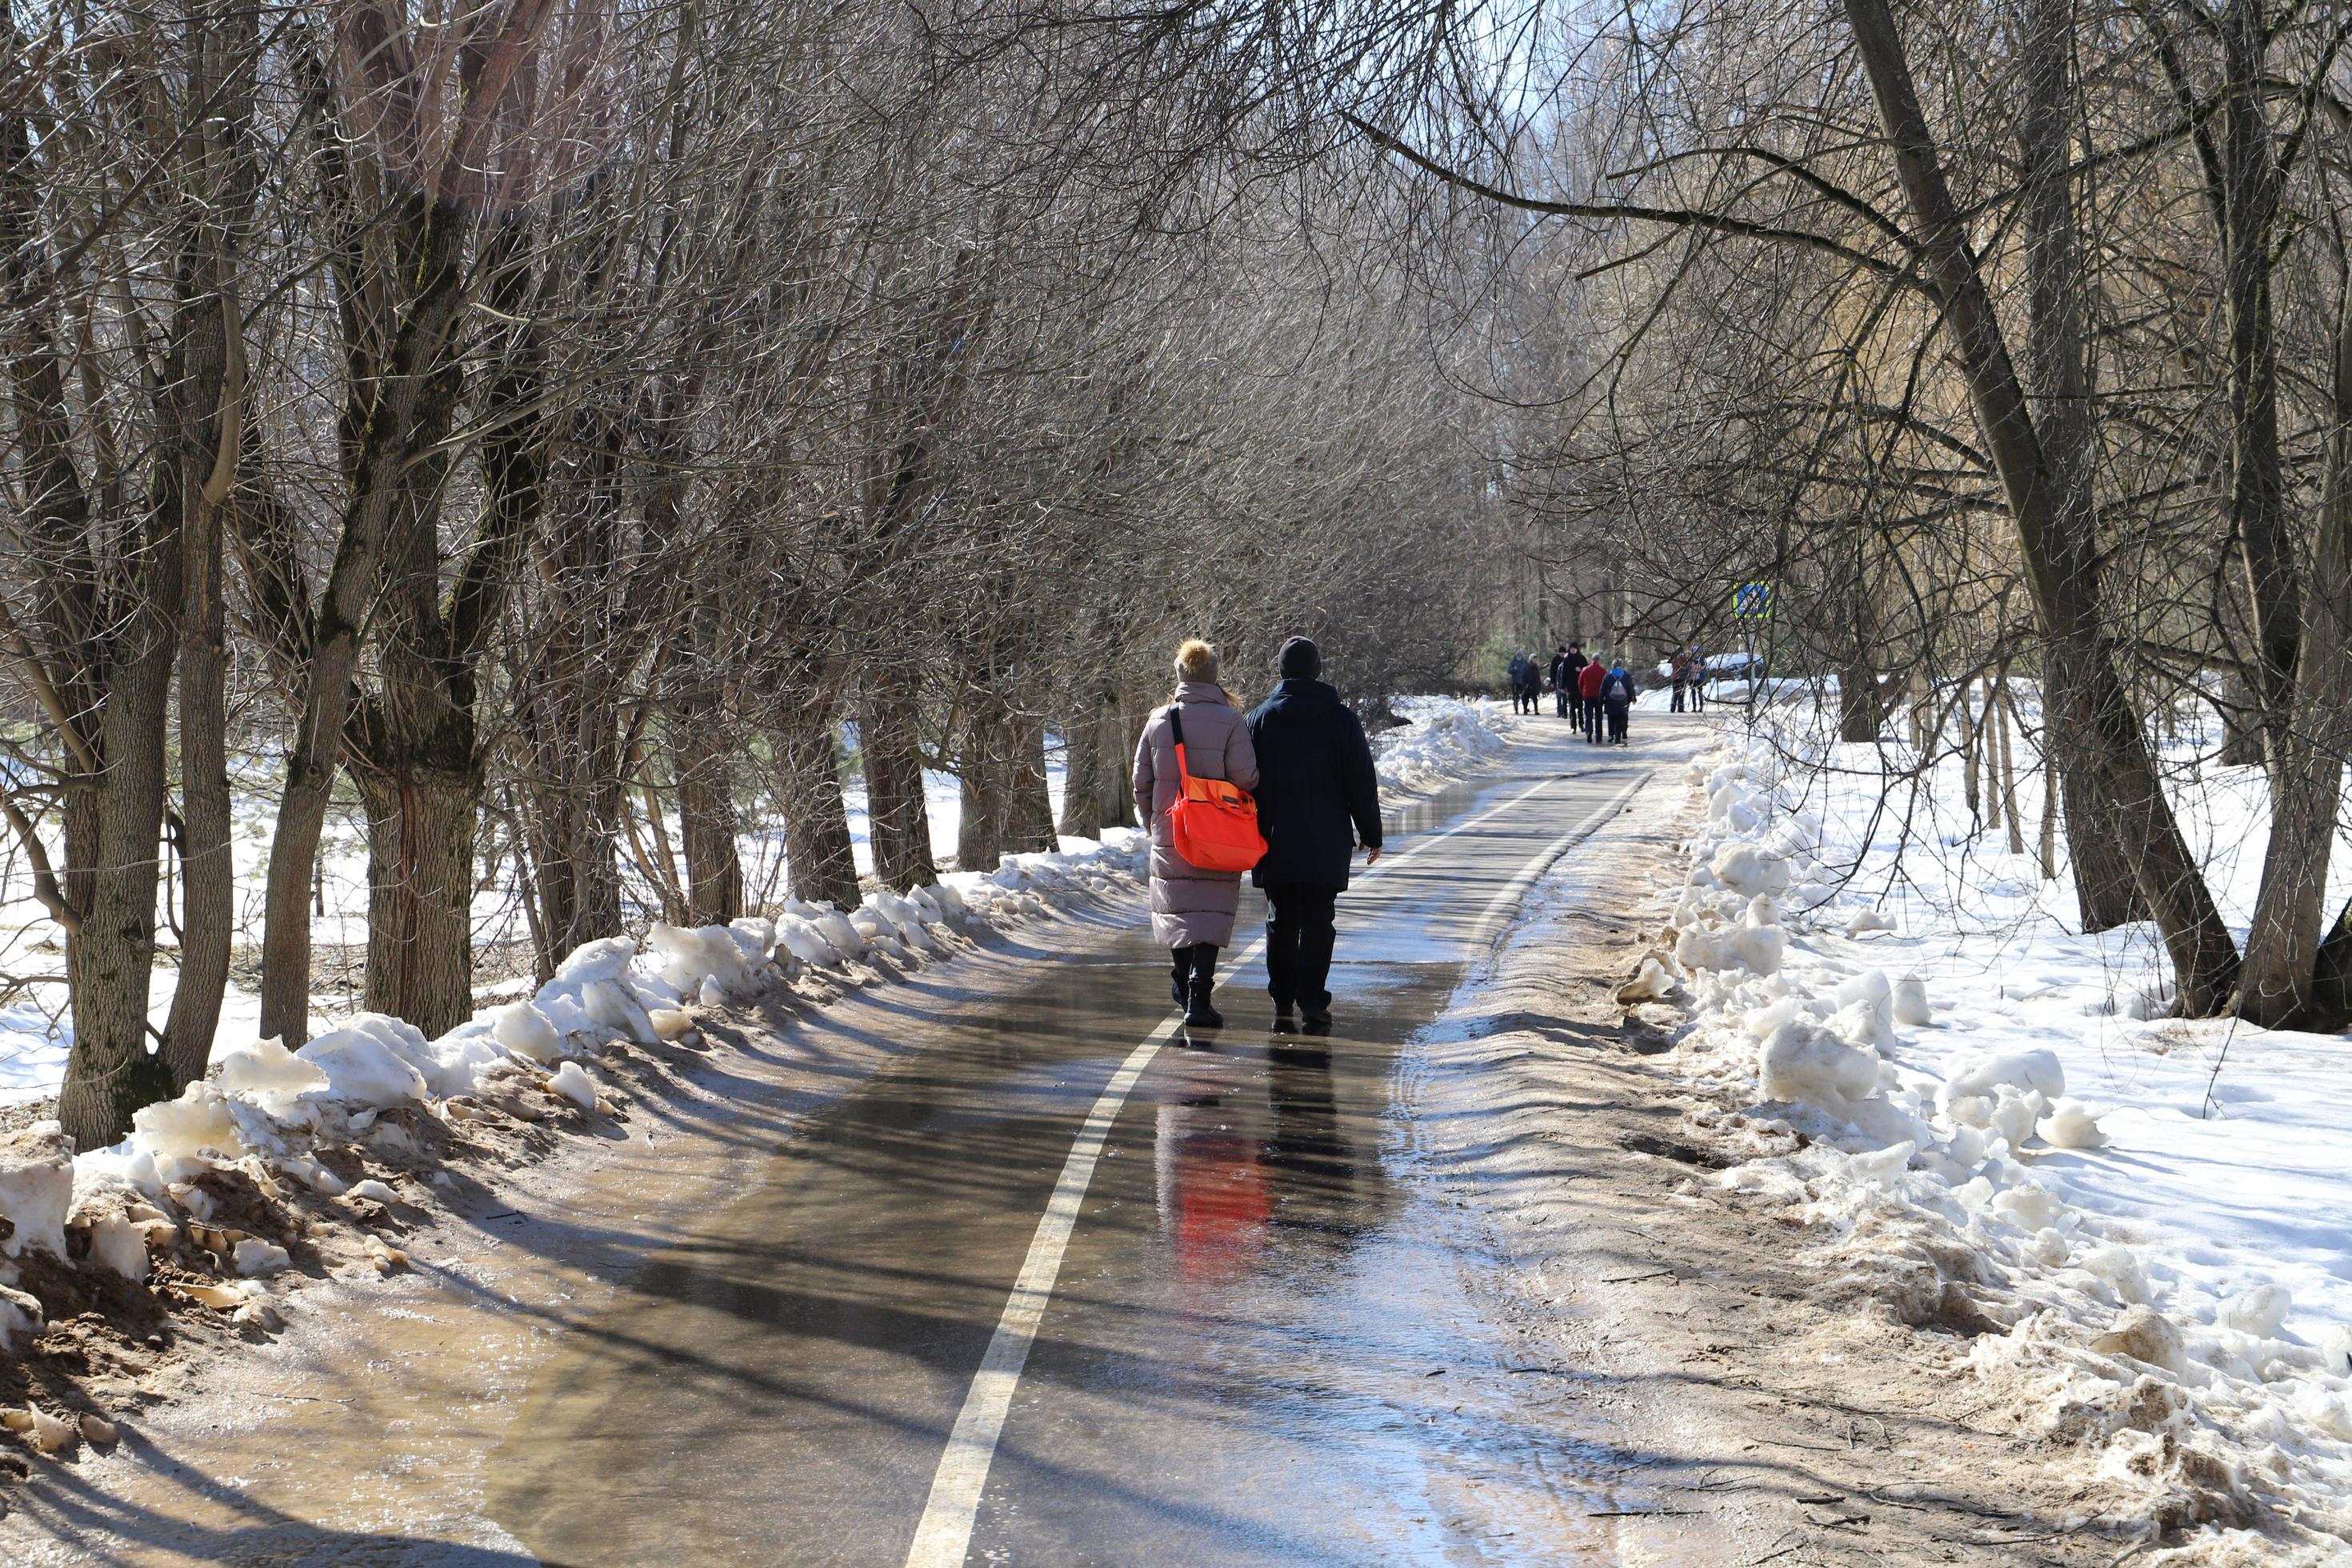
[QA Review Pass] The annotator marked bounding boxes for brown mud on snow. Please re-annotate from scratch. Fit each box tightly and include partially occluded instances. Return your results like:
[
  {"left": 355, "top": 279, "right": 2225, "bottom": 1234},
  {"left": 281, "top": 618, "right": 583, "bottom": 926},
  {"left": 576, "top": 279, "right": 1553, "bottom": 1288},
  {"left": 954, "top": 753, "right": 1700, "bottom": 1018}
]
[{"left": 1408, "top": 782, "right": 2158, "bottom": 1566}]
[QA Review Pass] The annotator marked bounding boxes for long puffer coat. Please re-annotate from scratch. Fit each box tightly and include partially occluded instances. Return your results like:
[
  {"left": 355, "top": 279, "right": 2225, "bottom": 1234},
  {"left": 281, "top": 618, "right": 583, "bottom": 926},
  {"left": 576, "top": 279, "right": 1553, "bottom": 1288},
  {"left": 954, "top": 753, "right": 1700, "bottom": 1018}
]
[{"left": 1132, "top": 681, "right": 1261, "bottom": 948}]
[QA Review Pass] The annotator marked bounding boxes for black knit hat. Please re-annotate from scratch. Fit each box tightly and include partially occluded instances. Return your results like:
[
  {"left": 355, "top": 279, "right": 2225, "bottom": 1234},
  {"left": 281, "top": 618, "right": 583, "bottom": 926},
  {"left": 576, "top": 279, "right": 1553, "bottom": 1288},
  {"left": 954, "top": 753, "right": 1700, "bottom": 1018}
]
[{"left": 1278, "top": 636, "right": 1322, "bottom": 680}]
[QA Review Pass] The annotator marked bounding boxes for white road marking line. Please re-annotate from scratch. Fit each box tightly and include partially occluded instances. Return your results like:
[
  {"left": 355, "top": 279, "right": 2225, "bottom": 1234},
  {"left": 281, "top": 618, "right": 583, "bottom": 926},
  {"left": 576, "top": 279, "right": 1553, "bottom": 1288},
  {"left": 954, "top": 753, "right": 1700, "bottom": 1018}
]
[
  {"left": 902, "top": 763, "right": 1644, "bottom": 1567},
  {"left": 1470, "top": 775, "right": 1648, "bottom": 950}
]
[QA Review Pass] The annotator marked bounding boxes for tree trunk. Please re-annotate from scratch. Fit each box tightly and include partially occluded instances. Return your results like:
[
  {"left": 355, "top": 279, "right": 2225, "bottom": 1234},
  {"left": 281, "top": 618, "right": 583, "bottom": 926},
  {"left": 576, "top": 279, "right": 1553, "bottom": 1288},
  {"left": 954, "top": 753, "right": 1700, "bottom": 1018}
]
[
  {"left": 2238, "top": 254, "right": 2352, "bottom": 1026},
  {"left": 1842, "top": 0, "right": 2239, "bottom": 1011},
  {"left": 2316, "top": 898, "right": 2352, "bottom": 1027},
  {"left": 677, "top": 723, "right": 742, "bottom": 925},
  {"left": 2038, "top": 725, "right": 2059, "bottom": 881},
  {"left": 1099, "top": 687, "right": 1145, "bottom": 829},
  {"left": 859, "top": 667, "right": 937, "bottom": 889},
  {"left": 957, "top": 711, "right": 1020, "bottom": 874},
  {"left": 2216, "top": 664, "right": 2264, "bottom": 767},
  {"left": 2215, "top": 0, "right": 2300, "bottom": 767},
  {"left": 1058, "top": 699, "right": 1104, "bottom": 838},
  {"left": 1008, "top": 700, "right": 1058, "bottom": 854},
  {"left": 1996, "top": 682, "right": 2024, "bottom": 854},
  {"left": 523, "top": 726, "right": 624, "bottom": 971},
  {"left": 256, "top": 185, "right": 470, "bottom": 1047},
  {"left": 353, "top": 762, "right": 479, "bottom": 1038},
  {"left": 1958, "top": 680, "right": 1982, "bottom": 824},
  {"left": 1838, "top": 657, "right": 1879, "bottom": 742},
  {"left": 56, "top": 617, "right": 178, "bottom": 1150},
  {"left": 779, "top": 691, "right": 860, "bottom": 907},
  {"left": 163, "top": 438, "right": 234, "bottom": 1088},
  {"left": 2016, "top": 0, "right": 2143, "bottom": 934}
]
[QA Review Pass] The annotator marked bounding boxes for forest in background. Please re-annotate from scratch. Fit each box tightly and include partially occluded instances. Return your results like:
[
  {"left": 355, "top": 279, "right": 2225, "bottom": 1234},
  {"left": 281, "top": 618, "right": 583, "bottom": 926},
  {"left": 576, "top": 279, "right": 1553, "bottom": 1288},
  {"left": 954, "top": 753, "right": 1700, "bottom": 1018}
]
[{"left": 9, "top": 0, "right": 2352, "bottom": 1146}]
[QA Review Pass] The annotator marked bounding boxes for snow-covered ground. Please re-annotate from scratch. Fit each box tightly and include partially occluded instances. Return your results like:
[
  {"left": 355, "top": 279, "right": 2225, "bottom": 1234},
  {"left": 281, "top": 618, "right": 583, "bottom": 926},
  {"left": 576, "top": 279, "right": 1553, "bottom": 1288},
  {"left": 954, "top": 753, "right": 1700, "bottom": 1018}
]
[{"left": 1651, "top": 694, "right": 2352, "bottom": 1558}]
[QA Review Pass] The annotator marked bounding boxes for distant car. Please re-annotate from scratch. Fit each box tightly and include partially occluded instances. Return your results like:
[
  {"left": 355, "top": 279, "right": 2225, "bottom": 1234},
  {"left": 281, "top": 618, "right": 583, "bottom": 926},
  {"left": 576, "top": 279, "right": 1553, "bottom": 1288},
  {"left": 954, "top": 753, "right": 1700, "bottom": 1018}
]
[{"left": 1656, "top": 650, "right": 1761, "bottom": 680}]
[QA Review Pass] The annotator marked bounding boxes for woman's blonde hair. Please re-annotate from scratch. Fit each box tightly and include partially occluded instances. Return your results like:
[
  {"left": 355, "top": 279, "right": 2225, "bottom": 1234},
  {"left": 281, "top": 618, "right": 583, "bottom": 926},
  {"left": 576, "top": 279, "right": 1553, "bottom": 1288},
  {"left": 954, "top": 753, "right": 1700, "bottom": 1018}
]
[{"left": 1173, "top": 638, "right": 1219, "bottom": 684}]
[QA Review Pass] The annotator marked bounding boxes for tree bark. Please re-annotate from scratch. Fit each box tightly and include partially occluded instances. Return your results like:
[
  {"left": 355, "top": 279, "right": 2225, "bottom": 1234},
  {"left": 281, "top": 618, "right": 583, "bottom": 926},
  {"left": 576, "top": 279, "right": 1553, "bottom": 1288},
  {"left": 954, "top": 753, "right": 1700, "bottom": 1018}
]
[
  {"left": 954, "top": 670, "right": 1021, "bottom": 873},
  {"left": 257, "top": 178, "right": 470, "bottom": 1046},
  {"left": 859, "top": 666, "right": 937, "bottom": 890},
  {"left": 7, "top": 64, "right": 180, "bottom": 1147},
  {"left": 1841, "top": 0, "right": 2239, "bottom": 1010},
  {"left": 162, "top": 346, "right": 236, "bottom": 1087},
  {"left": 1058, "top": 699, "right": 1105, "bottom": 838},
  {"left": 779, "top": 690, "right": 861, "bottom": 907},
  {"left": 677, "top": 723, "right": 742, "bottom": 925},
  {"left": 1958, "top": 679, "right": 1982, "bottom": 824},
  {"left": 1838, "top": 657, "right": 1879, "bottom": 742},
  {"left": 2215, "top": 0, "right": 2300, "bottom": 765},
  {"left": 353, "top": 762, "right": 479, "bottom": 1038},
  {"left": 1008, "top": 698, "right": 1058, "bottom": 854},
  {"left": 2239, "top": 251, "right": 2352, "bottom": 1026},
  {"left": 2038, "top": 715, "right": 2059, "bottom": 880},
  {"left": 1996, "top": 682, "right": 2024, "bottom": 855},
  {"left": 2018, "top": 0, "right": 2142, "bottom": 932},
  {"left": 1100, "top": 687, "right": 1146, "bottom": 829},
  {"left": 2216, "top": 663, "right": 2265, "bottom": 767},
  {"left": 519, "top": 687, "right": 624, "bottom": 970}
]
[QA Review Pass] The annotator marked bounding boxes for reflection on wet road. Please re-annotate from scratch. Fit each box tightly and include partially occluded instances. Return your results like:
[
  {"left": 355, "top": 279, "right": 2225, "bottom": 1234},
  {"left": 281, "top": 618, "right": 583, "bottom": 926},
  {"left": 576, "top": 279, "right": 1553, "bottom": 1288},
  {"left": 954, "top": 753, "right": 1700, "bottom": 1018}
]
[{"left": 489, "top": 754, "right": 1648, "bottom": 1565}]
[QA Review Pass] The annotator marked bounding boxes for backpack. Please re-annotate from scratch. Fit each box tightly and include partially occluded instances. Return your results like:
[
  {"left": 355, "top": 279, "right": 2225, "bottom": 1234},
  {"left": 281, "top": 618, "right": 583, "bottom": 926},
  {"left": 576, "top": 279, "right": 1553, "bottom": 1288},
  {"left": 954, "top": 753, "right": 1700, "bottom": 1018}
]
[{"left": 1164, "top": 707, "right": 1267, "bottom": 874}]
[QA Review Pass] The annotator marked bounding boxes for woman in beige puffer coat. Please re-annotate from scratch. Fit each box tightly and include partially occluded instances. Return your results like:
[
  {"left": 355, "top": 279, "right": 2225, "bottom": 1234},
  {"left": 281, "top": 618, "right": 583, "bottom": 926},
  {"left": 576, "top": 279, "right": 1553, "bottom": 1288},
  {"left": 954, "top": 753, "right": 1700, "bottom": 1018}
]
[{"left": 1132, "top": 638, "right": 1260, "bottom": 1027}]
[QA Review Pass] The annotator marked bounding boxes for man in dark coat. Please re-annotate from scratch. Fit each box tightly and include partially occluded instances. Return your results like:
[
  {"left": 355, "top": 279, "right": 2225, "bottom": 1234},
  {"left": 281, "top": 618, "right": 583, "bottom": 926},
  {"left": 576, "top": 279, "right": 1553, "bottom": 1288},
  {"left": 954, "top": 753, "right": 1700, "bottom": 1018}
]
[
  {"left": 1246, "top": 637, "right": 1383, "bottom": 1034},
  {"left": 1547, "top": 644, "right": 1577, "bottom": 718}
]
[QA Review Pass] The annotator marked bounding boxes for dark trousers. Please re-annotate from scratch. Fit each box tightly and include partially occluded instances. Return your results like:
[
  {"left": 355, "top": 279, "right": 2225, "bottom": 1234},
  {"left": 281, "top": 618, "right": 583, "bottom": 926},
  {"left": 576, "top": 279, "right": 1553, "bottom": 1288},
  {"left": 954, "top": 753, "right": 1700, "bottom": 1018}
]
[
  {"left": 1691, "top": 682, "right": 1706, "bottom": 711},
  {"left": 1554, "top": 686, "right": 1570, "bottom": 717},
  {"left": 1582, "top": 696, "right": 1604, "bottom": 740},
  {"left": 1170, "top": 942, "right": 1218, "bottom": 998},
  {"left": 1263, "top": 882, "right": 1340, "bottom": 1012},
  {"left": 1670, "top": 682, "right": 1686, "bottom": 713},
  {"left": 1606, "top": 699, "right": 1630, "bottom": 742}
]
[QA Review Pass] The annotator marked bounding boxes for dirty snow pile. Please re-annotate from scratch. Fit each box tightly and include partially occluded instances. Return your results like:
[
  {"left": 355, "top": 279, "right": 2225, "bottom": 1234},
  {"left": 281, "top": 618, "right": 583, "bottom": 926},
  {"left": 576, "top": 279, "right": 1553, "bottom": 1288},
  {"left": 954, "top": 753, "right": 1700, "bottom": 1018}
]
[
  {"left": 1642, "top": 727, "right": 2352, "bottom": 1559},
  {"left": 1373, "top": 696, "right": 1513, "bottom": 798},
  {"left": 0, "top": 835, "right": 1142, "bottom": 1370}
]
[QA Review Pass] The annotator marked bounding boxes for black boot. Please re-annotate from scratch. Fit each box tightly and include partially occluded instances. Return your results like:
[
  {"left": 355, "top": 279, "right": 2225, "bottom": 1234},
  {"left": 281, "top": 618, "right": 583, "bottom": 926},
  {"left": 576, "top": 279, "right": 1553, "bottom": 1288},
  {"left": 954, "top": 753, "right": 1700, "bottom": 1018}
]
[
  {"left": 1182, "top": 945, "right": 1224, "bottom": 1028},
  {"left": 1170, "top": 950, "right": 1190, "bottom": 1008}
]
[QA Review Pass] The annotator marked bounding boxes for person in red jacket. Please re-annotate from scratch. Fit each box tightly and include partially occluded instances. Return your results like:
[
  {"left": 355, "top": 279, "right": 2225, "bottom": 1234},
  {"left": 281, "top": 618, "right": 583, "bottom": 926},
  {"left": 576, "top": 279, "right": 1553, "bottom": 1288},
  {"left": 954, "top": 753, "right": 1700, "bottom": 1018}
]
[{"left": 1576, "top": 656, "right": 1608, "bottom": 742}]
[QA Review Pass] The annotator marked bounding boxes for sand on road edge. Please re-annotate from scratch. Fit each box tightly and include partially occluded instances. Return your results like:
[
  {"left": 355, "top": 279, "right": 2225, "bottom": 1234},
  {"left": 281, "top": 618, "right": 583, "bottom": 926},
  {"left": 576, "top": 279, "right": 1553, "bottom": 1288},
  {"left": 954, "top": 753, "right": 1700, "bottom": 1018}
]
[{"left": 1409, "top": 770, "right": 2146, "bottom": 1567}]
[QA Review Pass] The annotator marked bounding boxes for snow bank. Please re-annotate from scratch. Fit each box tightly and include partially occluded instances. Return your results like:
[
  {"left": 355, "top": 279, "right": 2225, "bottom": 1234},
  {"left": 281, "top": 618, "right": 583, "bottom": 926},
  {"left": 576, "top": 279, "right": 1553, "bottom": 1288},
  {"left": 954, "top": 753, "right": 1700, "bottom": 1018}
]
[
  {"left": 45, "top": 842, "right": 1140, "bottom": 1282},
  {"left": 1655, "top": 720, "right": 2352, "bottom": 1557},
  {"left": 1373, "top": 696, "right": 1512, "bottom": 798}
]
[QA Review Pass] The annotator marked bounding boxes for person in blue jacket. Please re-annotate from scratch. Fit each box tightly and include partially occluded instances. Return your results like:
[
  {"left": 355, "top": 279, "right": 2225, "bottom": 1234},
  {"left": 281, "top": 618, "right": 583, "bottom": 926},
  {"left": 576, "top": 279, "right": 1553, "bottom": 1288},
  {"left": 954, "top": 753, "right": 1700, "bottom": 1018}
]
[{"left": 1246, "top": 638, "right": 1382, "bottom": 1034}]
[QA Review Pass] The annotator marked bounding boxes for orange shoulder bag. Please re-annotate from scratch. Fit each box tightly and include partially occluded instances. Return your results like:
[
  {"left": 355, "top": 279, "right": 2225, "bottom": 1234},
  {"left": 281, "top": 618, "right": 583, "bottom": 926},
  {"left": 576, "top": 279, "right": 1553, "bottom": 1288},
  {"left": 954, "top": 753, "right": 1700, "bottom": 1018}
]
[{"left": 1165, "top": 707, "right": 1268, "bottom": 873}]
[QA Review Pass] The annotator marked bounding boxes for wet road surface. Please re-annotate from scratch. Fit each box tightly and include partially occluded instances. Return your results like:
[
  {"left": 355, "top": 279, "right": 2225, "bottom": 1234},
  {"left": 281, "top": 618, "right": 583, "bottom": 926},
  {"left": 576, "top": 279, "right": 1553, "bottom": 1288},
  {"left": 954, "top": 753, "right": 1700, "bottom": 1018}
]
[
  {"left": 12, "top": 726, "right": 1664, "bottom": 1566},
  {"left": 487, "top": 738, "right": 1653, "bottom": 1565}
]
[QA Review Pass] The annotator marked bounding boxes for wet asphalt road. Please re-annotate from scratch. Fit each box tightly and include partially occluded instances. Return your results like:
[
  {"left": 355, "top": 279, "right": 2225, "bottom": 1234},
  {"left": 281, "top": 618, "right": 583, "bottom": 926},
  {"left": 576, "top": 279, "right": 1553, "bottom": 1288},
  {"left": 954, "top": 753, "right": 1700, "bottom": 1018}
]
[
  {"left": 487, "top": 735, "right": 1655, "bottom": 1565},
  {"left": 10, "top": 722, "right": 1666, "bottom": 1566}
]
